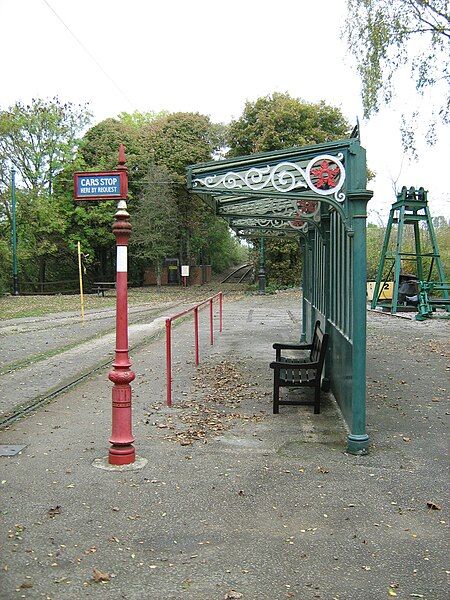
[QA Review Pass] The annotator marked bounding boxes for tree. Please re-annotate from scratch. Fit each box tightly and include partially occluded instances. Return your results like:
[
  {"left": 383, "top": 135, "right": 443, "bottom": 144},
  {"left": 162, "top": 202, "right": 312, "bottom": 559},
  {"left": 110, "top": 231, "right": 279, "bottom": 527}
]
[
  {"left": 73, "top": 111, "right": 238, "bottom": 281},
  {"left": 117, "top": 110, "right": 168, "bottom": 128},
  {"left": 366, "top": 223, "right": 387, "bottom": 280},
  {"left": 227, "top": 93, "right": 351, "bottom": 287},
  {"left": 262, "top": 238, "right": 302, "bottom": 289},
  {"left": 131, "top": 165, "right": 180, "bottom": 286},
  {"left": 78, "top": 117, "right": 148, "bottom": 196},
  {"left": 76, "top": 112, "right": 226, "bottom": 275},
  {"left": 228, "top": 92, "right": 350, "bottom": 156},
  {"left": 0, "top": 98, "right": 91, "bottom": 289},
  {"left": 0, "top": 234, "right": 10, "bottom": 294},
  {"left": 71, "top": 117, "right": 147, "bottom": 280},
  {"left": 143, "top": 112, "right": 227, "bottom": 264},
  {"left": 146, "top": 112, "right": 226, "bottom": 178},
  {"left": 0, "top": 97, "right": 91, "bottom": 195},
  {"left": 191, "top": 211, "right": 248, "bottom": 273},
  {"left": 345, "top": 0, "right": 450, "bottom": 152},
  {"left": 15, "top": 193, "right": 69, "bottom": 291},
  {"left": 365, "top": 217, "right": 449, "bottom": 282}
]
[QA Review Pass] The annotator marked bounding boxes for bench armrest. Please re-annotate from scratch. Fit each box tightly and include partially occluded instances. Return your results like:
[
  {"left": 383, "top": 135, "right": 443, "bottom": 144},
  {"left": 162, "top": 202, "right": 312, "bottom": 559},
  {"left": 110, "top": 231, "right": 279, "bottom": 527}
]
[
  {"left": 270, "top": 361, "right": 319, "bottom": 370},
  {"left": 273, "top": 343, "right": 312, "bottom": 350}
]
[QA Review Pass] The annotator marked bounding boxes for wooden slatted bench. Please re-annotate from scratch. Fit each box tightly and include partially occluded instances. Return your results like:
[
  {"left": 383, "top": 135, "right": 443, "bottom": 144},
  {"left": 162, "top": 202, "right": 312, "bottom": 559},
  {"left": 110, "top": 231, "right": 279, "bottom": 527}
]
[
  {"left": 270, "top": 320, "right": 329, "bottom": 415},
  {"left": 93, "top": 282, "right": 116, "bottom": 297}
]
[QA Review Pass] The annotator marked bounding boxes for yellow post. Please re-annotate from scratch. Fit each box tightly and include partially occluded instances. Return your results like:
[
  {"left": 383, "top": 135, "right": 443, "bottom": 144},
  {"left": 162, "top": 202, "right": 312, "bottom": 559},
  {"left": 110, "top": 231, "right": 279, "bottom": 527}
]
[{"left": 77, "top": 241, "right": 85, "bottom": 323}]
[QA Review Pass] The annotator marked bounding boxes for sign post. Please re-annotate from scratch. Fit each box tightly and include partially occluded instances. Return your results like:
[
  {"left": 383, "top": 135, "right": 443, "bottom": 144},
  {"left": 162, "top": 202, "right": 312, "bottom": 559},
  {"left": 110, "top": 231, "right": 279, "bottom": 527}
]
[
  {"left": 181, "top": 265, "right": 189, "bottom": 287},
  {"left": 107, "top": 145, "right": 136, "bottom": 465},
  {"left": 75, "top": 146, "right": 145, "bottom": 469},
  {"left": 258, "top": 237, "right": 266, "bottom": 295}
]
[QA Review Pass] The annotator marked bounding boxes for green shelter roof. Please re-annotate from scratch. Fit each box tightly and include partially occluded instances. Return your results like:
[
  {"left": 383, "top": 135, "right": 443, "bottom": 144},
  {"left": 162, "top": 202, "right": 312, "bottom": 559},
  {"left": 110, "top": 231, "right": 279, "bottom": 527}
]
[{"left": 186, "top": 135, "right": 368, "bottom": 236}]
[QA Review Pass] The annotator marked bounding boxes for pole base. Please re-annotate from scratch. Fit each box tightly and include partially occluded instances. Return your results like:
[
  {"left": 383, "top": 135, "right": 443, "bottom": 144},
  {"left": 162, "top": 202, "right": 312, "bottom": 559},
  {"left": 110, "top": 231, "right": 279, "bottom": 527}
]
[
  {"left": 258, "top": 275, "right": 266, "bottom": 295},
  {"left": 92, "top": 456, "right": 147, "bottom": 471},
  {"left": 108, "top": 445, "right": 136, "bottom": 465},
  {"left": 346, "top": 433, "right": 369, "bottom": 455}
]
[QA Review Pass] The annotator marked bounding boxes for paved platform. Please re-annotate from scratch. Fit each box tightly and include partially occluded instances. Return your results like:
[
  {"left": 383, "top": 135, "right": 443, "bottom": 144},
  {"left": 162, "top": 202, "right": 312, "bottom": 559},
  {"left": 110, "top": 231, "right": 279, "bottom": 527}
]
[{"left": 0, "top": 292, "right": 448, "bottom": 599}]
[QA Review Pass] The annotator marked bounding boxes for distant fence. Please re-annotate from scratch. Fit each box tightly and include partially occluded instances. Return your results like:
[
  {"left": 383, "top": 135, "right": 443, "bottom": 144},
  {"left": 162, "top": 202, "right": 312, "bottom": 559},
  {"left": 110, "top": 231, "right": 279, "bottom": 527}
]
[{"left": 18, "top": 279, "right": 80, "bottom": 295}]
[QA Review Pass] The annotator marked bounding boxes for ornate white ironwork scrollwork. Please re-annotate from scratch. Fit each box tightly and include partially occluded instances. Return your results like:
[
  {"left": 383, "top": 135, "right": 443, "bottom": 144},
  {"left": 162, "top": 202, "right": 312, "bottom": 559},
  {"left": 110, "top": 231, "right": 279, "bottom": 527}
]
[
  {"left": 193, "top": 153, "right": 346, "bottom": 202},
  {"left": 232, "top": 218, "right": 286, "bottom": 229},
  {"left": 220, "top": 197, "right": 298, "bottom": 217}
]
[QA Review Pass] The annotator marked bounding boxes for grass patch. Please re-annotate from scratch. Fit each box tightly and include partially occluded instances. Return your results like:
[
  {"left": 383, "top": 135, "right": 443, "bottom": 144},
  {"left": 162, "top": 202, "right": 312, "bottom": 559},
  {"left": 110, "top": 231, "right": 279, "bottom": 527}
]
[{"left": 0, "top": 286, "right": 247, "bottom": 319}]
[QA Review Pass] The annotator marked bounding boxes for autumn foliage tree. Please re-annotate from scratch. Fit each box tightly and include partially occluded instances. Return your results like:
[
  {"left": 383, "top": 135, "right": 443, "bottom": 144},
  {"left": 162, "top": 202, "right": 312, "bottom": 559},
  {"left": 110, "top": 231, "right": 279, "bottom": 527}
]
[
  {"left": 0, "top": 98, "right": 91, "bottom": 290},
  {"left": 227, "top": 92, "right": 351, "bottom": 287},
  {"left": 73, "top": 111, "right": 237, "bottom": 281}
]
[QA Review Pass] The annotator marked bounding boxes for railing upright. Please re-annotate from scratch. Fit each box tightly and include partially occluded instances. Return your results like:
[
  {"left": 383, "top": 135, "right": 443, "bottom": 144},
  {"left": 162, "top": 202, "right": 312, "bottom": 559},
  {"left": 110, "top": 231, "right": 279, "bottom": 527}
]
[
  {"left": 194, "top": 306, "right": 199, "bottom": 366},
  {"left": 165, "top": 318, "right": 172, "bottom": 407},
  {"left": 165, "top": 292, "right": 223, "bottom": 407},
  {"left": 209, "top": 298, "right": 214, "bottom": 345}
]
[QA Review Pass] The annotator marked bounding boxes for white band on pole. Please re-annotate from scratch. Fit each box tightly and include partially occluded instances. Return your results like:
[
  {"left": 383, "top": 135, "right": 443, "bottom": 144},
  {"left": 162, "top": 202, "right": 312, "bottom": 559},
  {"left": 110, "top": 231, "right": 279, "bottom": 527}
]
[{"left": 117, "top": 246, "right": 127, "bottom": 273}]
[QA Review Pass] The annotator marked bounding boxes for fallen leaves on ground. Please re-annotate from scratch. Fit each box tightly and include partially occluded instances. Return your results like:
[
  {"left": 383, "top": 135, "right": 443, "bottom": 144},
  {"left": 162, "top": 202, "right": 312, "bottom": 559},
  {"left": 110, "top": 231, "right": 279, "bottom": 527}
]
[
  {"left": 47, "top": 505, "right": 61, "bottom": 518},
  {"left": 388, "top": 582, "right": 399, "bottom": 596},
  {"left": 317, "top": 466, "right": 329, "bottom": 473},
  {"left": 92, "top": 567, "right": 110, "bottom": 583},
  {"left": 19, "top": 581, "right": 33, "bottom": 589},
  {"left": 149, "top": 360, "right": 267, "bottom": 446}
]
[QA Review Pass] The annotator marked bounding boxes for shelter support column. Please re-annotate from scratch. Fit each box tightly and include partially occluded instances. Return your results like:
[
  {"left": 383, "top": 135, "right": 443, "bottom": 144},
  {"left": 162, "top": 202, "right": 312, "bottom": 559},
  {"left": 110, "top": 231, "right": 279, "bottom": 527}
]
[
  {"left": 308, "top": 228, "right": 316, "bottom": 340},
  {"left": 321, "top": 214, "right": 331, "bottom": 390},
  {"left": 299, "top": 237, "right": 307, "bottom": 342},
  {"left": 347, "top": 192, "right": 372, "bottom": 455},
  {"left": 258, "top": 237, "right": 266, "bottom": 295}
]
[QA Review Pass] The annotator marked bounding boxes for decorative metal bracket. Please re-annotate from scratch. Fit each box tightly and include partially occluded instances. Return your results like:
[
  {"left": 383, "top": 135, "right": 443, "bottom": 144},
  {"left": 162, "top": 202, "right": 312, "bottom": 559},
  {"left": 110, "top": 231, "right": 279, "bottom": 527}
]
[{"left": 193, "top": 153, "right": 346, "bottom": 203}]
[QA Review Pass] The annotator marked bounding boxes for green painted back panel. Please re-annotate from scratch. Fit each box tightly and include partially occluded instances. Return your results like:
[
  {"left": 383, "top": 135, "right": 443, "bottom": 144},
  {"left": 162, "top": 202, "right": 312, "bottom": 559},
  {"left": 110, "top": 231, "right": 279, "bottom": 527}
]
[
  {"left": 327, "top": 324, "right": 353, "bottom": 427},
  {"left": 303, "top": 206, "right": 355, "bottom": 429}
]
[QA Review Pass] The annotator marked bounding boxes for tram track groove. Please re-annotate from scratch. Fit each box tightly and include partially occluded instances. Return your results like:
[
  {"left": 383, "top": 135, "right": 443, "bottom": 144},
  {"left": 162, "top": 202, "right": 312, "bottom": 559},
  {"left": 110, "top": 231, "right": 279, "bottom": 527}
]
[
  {"left": 0, "top": 299, "right": 214, "bottom": 429},
  {"left": 0, "top": 320, "right": 168, "bottom": 429},
  {"left": 0, "top": 302, "right": 178, "bottom": 336},
  {"left": 0, "top": 307, "right": 172, "bottom": 376}
]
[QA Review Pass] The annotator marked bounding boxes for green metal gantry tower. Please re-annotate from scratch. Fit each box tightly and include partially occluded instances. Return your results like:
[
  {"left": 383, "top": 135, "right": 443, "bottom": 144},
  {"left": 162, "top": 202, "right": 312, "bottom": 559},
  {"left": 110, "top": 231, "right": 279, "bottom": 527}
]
[{"left": 371, "top": 186, "right": 449, "bottom": 314}]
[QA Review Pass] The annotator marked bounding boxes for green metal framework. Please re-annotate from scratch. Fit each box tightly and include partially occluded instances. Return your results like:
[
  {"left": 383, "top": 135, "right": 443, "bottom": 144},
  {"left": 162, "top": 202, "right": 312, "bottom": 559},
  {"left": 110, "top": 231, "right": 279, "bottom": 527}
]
[
  {"left": 371, "top": 186, "right": 449, "bottom": 314},
  {"left": 187, "top": 136, "right": 373, "bottom": 454}
]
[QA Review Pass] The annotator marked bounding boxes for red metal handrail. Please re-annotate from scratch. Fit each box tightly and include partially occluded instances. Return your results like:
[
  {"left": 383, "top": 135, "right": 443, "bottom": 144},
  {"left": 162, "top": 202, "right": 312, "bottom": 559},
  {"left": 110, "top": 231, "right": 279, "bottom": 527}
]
[{"left": 165, "top": 292, "right": 223, "bottom": 406}]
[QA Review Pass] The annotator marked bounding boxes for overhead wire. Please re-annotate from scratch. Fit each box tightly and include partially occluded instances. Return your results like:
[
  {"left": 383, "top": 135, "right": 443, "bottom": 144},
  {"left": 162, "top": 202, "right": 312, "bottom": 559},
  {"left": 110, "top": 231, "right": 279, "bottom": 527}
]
[{"left": 41, "top": 0, "right": 135, "bottom": 109}]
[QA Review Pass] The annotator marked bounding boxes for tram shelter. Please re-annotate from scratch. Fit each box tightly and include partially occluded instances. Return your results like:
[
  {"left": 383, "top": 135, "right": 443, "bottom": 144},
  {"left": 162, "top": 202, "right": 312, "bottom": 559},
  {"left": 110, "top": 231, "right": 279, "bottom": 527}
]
[{"left": 187, "top": 133, "right": 373, "bottom": 454}]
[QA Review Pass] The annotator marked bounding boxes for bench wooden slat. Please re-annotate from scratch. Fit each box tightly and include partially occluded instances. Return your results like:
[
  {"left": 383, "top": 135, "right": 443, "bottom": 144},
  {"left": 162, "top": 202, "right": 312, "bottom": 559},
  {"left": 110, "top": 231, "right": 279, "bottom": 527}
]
[{"left": 280, "top": 367, "right": 313, "bottom": 384}]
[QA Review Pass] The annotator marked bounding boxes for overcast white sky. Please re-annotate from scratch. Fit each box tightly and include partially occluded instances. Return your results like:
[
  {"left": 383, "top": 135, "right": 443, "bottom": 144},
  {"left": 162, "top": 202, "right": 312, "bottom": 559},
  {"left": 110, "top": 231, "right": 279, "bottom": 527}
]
[{"left": 1, "top": 0, "right": 449, "bottom": 221}]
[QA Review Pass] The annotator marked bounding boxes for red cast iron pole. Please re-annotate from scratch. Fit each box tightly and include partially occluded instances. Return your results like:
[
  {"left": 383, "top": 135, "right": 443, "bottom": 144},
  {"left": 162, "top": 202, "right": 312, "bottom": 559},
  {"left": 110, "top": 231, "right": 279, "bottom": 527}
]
[
  {"left": 108, "top": 145, "right": 136, "bottom": 465},
  {"left": 209, "top": 298, "right": 214, "bottom": 345},
  {"left": 166, "top": 318, "right": 172, "bottom": 407},
  {"left": 194, "top": 306, "right": 199, "bottom": 366}
]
